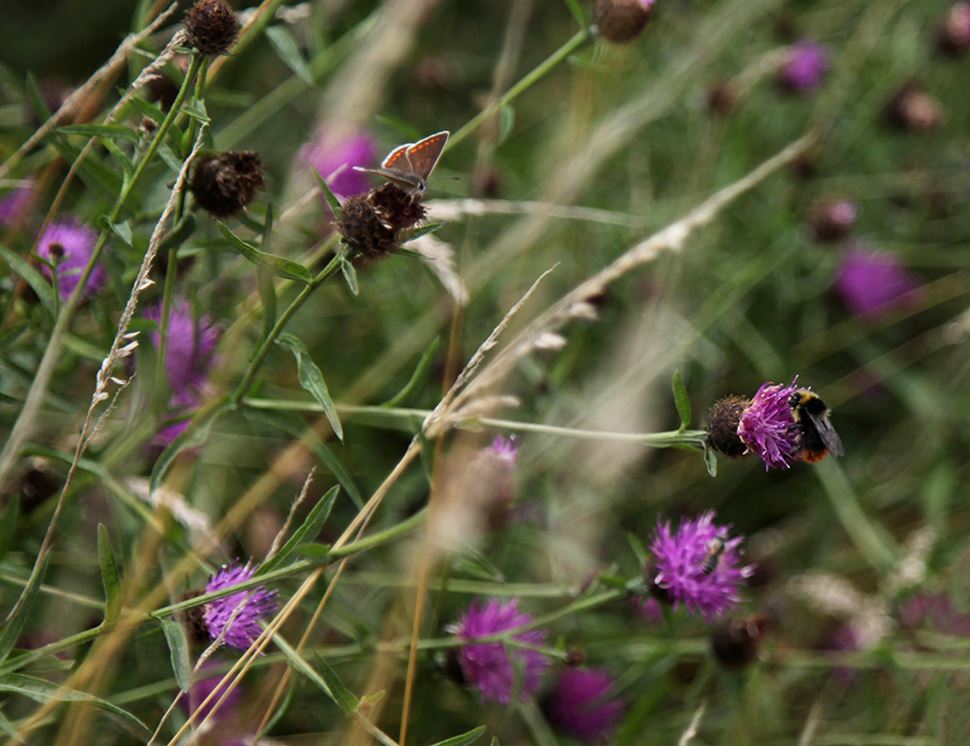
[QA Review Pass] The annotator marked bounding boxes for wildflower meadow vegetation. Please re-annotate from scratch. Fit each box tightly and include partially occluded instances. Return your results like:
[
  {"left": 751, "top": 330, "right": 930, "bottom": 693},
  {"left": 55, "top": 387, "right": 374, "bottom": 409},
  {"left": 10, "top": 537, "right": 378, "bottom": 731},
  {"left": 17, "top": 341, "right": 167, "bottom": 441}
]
[{"left": 0, "top": 0, "right": 969, "bottom": 743}]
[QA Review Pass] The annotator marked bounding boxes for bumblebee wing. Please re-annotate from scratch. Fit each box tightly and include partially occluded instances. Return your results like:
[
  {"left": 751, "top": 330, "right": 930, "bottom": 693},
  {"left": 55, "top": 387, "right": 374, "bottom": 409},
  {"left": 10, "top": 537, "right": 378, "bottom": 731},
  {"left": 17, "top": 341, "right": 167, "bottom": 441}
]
[{"left": 806, "top": 411, "right": 844, "bottom": 457}]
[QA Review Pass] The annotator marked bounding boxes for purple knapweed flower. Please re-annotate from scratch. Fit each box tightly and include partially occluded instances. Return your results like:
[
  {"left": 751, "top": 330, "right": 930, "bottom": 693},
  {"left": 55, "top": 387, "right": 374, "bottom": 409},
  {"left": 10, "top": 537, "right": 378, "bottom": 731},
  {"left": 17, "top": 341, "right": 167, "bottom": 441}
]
[
  {"left": 144, "top": 300, "right": 220, "bottom": 444},
  {"left": 182, "top": 661, "right": 243, "bottom": 723},
  {"left": 449, "top": 598, "right": 549, "bottom": 704},
  {"left": 737, "top": 378, "right": 801, "bottom": 470},
  {"left": 648, "top": 511, "right": 754, "bottom": 619},
  {"left": 203, "top": 561, "right": 277, "bottom": 651},
  {"left": 36, "top": 218, "right": 106, "bottom": 301},
  {"left": 834, "top": 247, "right": 922, "bottom": 320},
  {"left": 544, "top": 668, "right": 625, "bottom": 743},
  {"left": 301, "top": 130, "right": 377, "bottom": 198},
  {"left": 488, "top": 435, "right": 518, "bottom": 462},
  {"left": 633, "top": 596, "right": 664, "bottom": 624},
  {"left": 0, "top": 181, "right": 34, "bottom": 225},
  {"left": 900, "top": 592, "right": 970, "bottom": 637},
  {"left": 780, "top": 41, "right": 829, "bottom": 92}
]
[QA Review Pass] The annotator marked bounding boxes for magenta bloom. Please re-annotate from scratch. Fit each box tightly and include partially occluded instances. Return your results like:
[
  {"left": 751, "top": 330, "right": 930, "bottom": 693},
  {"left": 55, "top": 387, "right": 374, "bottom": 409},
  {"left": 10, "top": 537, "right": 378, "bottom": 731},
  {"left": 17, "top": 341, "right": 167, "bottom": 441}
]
[
  {"left": 182, "top": 661, "right": 242, "bottom": 723},
  {"left": 544, "top": 668, "right": 625, "bottom": 743},
  {"left": 488, "top": 435, "right": 518, "bottom": 462},
  {"left": 36, "top": 218, "right": 106, "bottom": 301},
  {"left": 633, "top": 596, "right": 664, "bottom": 624},
  {"left": 450, "top": 599, "right": 549, "bottom": 704},
  {"left": 834, "top": 247, "right": 921, "bottom": 319},
  {"left": 301, "top": 131, "right": 376, "bottom": 198},
  {"left": 900, "top": 592, "right": 970, "bottom": 637},
  {"left": 0, "top": 181, "right": 34, "bottom": 225},
  {"left": 203, "top": 561, "right": 278, "bottom": 651},
  {"left": 144, "top": 300, "right": 220, "bottom": 443},
  {"left": 639, "top": 0, "right": 656, "bottom": 8},
  {"left": 738, "top": 379, "right": 800, "bottom": 470},
  {"left": 648, "top": 511, "right": 754, "bottom": 619},
  {"left": 780, "top": 41, "right": 829, "bottom": 92}
]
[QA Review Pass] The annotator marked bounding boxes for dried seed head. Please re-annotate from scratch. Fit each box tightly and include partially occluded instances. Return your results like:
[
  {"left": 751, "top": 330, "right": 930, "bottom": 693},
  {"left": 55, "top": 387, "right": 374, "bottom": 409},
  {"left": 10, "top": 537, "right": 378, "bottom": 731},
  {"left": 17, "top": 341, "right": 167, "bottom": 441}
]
[
  {"left": 190, "top": 151, "right": 265, "bottom": 218},
  {"left": 339, "top": 194, "right": 399, "bottom": 260},
  {"left": 709, "top": 614, "right": 769, "bottom": 670},
  {"left": 370, "top": 183, "right": 426, "bottom": 231},
  {"left": 176, "top": 590, "right": 211, "bottom": 647},
  {"left": 707, "top": 395, "right": 749, "bottom": 458},
  {"left": 184, "top": 0, "right": 240, "bottom": 56},
  {"left": 595, "top": 0, "right": 654, "bottom": 44},
  {"left": 706, "top": 81, "right": 738, "bottom": 116}
]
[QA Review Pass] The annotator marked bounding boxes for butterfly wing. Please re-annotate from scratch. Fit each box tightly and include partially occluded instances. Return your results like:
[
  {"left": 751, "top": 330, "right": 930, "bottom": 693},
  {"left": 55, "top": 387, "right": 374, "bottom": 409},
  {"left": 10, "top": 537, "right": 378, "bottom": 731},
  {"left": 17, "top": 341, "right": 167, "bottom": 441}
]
[
  {"left": 381, "top": 143, "right": 412, "bottom": 170},
  {"left": 405, "top": 131, "right": 449, "bottom": 182}
]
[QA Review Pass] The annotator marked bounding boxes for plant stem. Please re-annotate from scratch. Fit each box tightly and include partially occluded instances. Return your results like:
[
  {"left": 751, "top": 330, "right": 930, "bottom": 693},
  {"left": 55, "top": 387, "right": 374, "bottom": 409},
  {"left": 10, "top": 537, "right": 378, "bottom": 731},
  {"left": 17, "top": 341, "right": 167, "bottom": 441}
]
[
  {"left": 0, "top": 53, "right": 202, "bottom": 494},
  {"left": 448, "top": 27, "right": 593, "bottom": 151}
]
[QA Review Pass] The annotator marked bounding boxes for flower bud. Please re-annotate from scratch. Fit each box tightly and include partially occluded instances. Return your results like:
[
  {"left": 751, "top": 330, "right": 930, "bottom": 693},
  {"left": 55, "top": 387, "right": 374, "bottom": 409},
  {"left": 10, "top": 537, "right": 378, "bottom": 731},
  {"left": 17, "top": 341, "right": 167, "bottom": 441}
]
[
  {"left": 885, "top": 83, "right": 944, "bottom": 133},
  {"left": 706, "top": 395, "right": 749, "bottom": 458},
  {"left": 190, "top": 151, "right": 265, "bottom": 218},
  {"left": 937, "top": 2, "right": 970, "bottom": 56},
  {"left": 184, "top": 0, "right": 240, "bottom": 57},
  {"left": 595, "top": 0, "right": 655, "bottom": 45},
  {"left": 807, "top": 199, "right": 858, "bottom": 243},
  {"left": 706, "top": 81, "right": 738, "bottom": 116},
  {"left": 710, "top": 614, "right": 768, "bottom": 670}
]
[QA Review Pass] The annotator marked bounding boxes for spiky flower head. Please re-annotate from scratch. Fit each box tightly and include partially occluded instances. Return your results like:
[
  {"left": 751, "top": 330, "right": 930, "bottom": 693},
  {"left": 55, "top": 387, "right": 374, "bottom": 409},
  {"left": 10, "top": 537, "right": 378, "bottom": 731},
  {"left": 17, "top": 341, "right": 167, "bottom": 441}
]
[
  {"left": 0, "top": 181, "right": 34, "bottom": 226},
  {"left": 737, "top": 379, "right": 801, "bottom": 470},
  {"left": 301, "top": 131, "right": 376, "bottom": 198},
  {"left": 190, "top": 151, "right": 265, "bottom": 218},
  {"left": 543, "top": 668, "right": 625, "bottom": 743},
  {"left": 834, "top": 246, "right": 921, "bottom": 319},
  {"left": 487, "top": 435, "right": 518, "bottom": 462},
  {"left": 338, "top": 184, "right": 426, "bottom": 261},
  {"left": 203, "top": 561, "right": 277, "bottom": 651},
  {"left": 648, "top": 511, "right": 754, "bottom": 618},
  {"left": 779, "top": 41, "right": 829, "bottom": 92},
  {"left": 449, "top": 598, "right": 549, "bottom": 704},
  {"left": 36, "top": 218, "right": 106, "bottom": 301},
  {"left": 184, "top": 0, "right": 240, "bottom": 56}
]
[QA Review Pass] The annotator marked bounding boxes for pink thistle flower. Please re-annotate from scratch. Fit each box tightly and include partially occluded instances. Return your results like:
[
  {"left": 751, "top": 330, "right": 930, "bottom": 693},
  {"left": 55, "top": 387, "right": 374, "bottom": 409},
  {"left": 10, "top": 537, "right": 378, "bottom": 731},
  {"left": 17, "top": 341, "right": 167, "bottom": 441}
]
[
  {"left": 203, "top": 561, "right": 277, "bottom": 651},
  {"left": 648, "top": 511, "right": 754, "bottom": 619},
  {"left": 301, "top": 131, "right": 377, "bottom": 198},
  {"left": 36, "top": 218, "right": 106, "bottom": 301},
  {"left": 449, "top": 598, "right": 550, "bottom": 704},
  {"left": 0, "top": 181, "right": 35, "bottom": 225},
  {"left": 737, "top": 379, "right": 801, "bottom": 470},
  {"left": 780, "top": 41, "right": 829, "bottom": 92},
  {"left": 544, "top": 668, "right": 625, "bottom": 743},
  {"left": 834, "top": 246, "right": 922, "bottom": 320}
]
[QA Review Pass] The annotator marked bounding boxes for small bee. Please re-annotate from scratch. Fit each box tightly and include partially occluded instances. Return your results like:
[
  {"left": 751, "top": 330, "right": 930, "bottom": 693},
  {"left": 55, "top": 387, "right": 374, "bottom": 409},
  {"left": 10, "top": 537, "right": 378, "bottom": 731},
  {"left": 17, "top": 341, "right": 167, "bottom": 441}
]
[
  {"left": 701, "top": 538, "right": 726, "bottom": 576},
  {"left": 789, "top": 389, "right": 844, "bottom": 463}
]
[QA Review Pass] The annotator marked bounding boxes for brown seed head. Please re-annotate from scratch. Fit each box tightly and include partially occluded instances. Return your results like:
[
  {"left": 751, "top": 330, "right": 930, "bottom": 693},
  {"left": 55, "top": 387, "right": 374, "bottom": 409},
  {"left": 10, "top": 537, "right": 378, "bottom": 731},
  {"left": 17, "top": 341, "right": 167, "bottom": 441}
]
[
  {"left": 595, "top": 0, "right": 652, "bottom": 44},
  {"left": 707, "top": 395, "right": 750, "bottom": 458},
  {"left": 190, "top": 151, "right": 265, "bottom": 218},
  {"left": 710, "top": 614, "right": 769, "bottom": 670},
  {"left": 184, "top": 0, "right": 240, "bottom": 57},
  {"left": 176, "top": 590, "right": 211, "bottom": 646},
  {"left": 339, "top": 194, "right": 399, "bottom": 260},
  {"left": 370, "top": 183, "right": 426, "bottom": 231}
]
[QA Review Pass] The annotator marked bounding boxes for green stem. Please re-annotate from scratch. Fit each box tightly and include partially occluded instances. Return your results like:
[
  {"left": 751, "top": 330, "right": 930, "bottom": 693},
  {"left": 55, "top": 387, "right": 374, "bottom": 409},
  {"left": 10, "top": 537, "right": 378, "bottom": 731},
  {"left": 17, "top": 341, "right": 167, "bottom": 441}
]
[
  {"left": 0, "top": 53, "right": 202, "bottom": 493},
  {"left": 448, "top": 27, "right": 593, "bottom": 151}
]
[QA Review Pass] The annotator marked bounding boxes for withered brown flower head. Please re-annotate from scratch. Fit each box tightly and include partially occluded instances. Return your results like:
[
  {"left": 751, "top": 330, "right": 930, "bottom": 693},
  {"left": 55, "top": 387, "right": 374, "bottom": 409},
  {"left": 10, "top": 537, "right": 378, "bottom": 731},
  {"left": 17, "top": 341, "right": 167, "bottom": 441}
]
[
  {"left": 190, "top": 151, "right": 265, "bottom": 218},
  {"left": 338, "top": 184, "right": 427, "bottom": 260},
  {"left": 595, "top": 0, "right": 654, "bottom": 44},
  {"left": 184, "top": 0, "right": 240, "bottom": 57},
  {"left": 707, "top": 395, "right": 750, "bottom": 458}
]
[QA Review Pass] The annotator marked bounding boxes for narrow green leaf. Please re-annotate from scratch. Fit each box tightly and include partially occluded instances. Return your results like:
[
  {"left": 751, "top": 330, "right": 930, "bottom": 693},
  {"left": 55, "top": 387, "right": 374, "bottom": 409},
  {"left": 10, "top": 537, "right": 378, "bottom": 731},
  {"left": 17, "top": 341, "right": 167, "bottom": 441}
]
[
  {"left": 704, "top": 444, "right": 718, "bottom": 478},
  {"left": 0, "top": 707, "right": 19, "bottom": 741},
  {"left": 157, "top": 142, "right": 182, "bottom": 174},
  {"left": 125, "top": 94, "right": 166, "bottom": 124},
  {"left": 150, "top": 403, "right": 228, "bottom": 492},
  {"left": 0, "top": 496, "right": 19, "bottom": 564},
  {"left": 671, "top": 369, "right": 692, "bottom": 430},
  {"left": 339, "top": 255, "right": 359, "bottom": 296},
  {"left": 380, "top": 336, "right": 439, "bottom": 408},
  {"left": 0, "top": 555, "right": 49, "bottom": 665},
  {"left": 401, "top": 222, "right": 446, "bottom": 244},
  {"left": 0, "top": 244, "right": 55, "bottom": 315},
  {"left": 217, "top": 222, "right": 312, "bottom": 283},
  {"left": 0, "top": 673, "right": 147, "bottom": 730},
  {"left": 295, "top": 543, "right": 332, "bottom": 559},
  {"left": 23, "top": 72, "right": 50, "bottom": 122},
  {"left": 625, "top": 532, "right": 648, "bottom": 566},
  {"left": 101, "top": 217, "right": 133, "bottom": 247},
  {"left": 96, "top": 524, "right": 122, "bottom": 626},
  {"left": 58, "top": 123, "right": 140, "bottom": 142},
  {"left": 311, "top": 168, "right": 342, "bottom": 217},
  {"left": 158, "top": 214, "right": 196, "bottom": 253},
  {"left": 276, "top": 333, "right": 343, "bottom": 440},
  {"left": 273, "top": 636, "right": 348, "bottom": 712},
  {"left": 265, "top": 26, "right": 315, "bottom": 85},
  {"left": 260, "top": 485, "right": 339, "bottom": 574},
  {"left": 455, "top": 548, "right": 505, "bottom": 583},
  {"left": 316, "top": 656, "right": 360, "bottom": 715},
  {"left": 158, "top": 617, "right": 192, "bottom": 693},
  {"left": 498, "top": 105, "right": 515, "bottom": 145},
  {"left": 429, "top": 726, "right": 488, "bottom": 746},
  {"left": 180, "top": 98, "right": 210, "bottom": 124},
  {"left": 562, "top": 0, "right": 586, "bottom": 25}
]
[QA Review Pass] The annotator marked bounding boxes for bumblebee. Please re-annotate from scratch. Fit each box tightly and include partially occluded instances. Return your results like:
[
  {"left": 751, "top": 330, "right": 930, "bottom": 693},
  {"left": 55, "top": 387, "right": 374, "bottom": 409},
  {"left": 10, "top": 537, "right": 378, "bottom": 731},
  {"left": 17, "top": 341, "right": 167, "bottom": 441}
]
[
  {"left": 789, "top": 389, "right": 844, "bottom": 463},
  {"left": 701, "top": 538, "right": 726, "bottom": 575}
]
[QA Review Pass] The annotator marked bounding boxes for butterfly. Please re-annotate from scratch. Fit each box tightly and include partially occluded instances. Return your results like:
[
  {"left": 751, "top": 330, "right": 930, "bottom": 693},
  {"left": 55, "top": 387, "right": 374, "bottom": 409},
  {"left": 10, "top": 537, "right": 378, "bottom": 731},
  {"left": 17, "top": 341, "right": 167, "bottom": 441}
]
[{"left": 353, "top": 130, "right": 449, "bottom": 195}]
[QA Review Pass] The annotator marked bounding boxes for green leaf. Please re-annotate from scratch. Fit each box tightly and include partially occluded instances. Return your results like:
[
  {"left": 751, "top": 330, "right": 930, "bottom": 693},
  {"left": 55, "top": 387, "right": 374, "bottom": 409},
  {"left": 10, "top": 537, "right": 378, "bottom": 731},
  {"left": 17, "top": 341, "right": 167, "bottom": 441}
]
[
  {"left": 295, "top": 542, "right": 331, "bottom": 559},
  {"left": 562, "top": 0, "right": 586, "bottom": 25},
  {"left": 260, "top": 485, "right": 339, "bottom": 574},
  {"left": 0, "top": 673, "right": 147, "bottom": 730},
  {"left": 23, "top": 72, "right": 50, "bottom": 122},
  {"left": 273, "top": 636, "right": 357, "bottom": 714},
  {"left": 315, "top": 656, "right": 360, "bottom": 715},
  {"left": 265, "top": 26, "right": 315, "bottom": 85},
  {"left": 454, "top": 548, "right": 505, "bottom": 583},
  {"left": 58, "top": 123, "right": 140, "bottom": 142},
  {"left": 101, "top": 217, "right": 133, "bottom": 247},
  {"left": 380, "top": 336, "right": 439, "bottom": 408},
  {"left": 158, "top": 617, "right": 192, "bottom": 693},
  {"left": 180, "top": 98, "right": 210, "bottom": 124},
  {"left": 339, "top": 255, "right": 359, "bottom": 296},
  {"left": 0, "top": 244, "right": 55, "bottom": 315},
  {"left": 671, "top": 369, "right": 692, "bottom": 431},
  {"left": 429, "top": 726, "right": 488, "bottom": 746},
  {"left": 401, "top": 222, "right": 446, "bottom": 244},
  {"left": 704, "top": 444, "right": 717, "bottom": 478},
  {"left": 498, "top": 105, "right": 515, "bottom": 145},
  {"left": 158, "top": 214, "right": 196, "bottom": 253},
  {"left": 276, "top": 333, "right": 343, "bottom": 441},
  {"left": 0, "top": 496, "right": 19, "bottom": 564},
  {"left": 150, "top": 403, "right": 229, "bottom": 492},
  {"left": 0, "top": 707, "right": 19, "bottom": 741},
  {"left": 0, "top": 555, "right": 49, "bottom": 665},
  {"left": 217, "top": 223, "right": 312, "bottom": 283},
  {"left": 96, "top": 524, "right": 122, "bottom": 626},
  {"left": 311, "top": 168, "right": 342, "bottom": 217}
]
